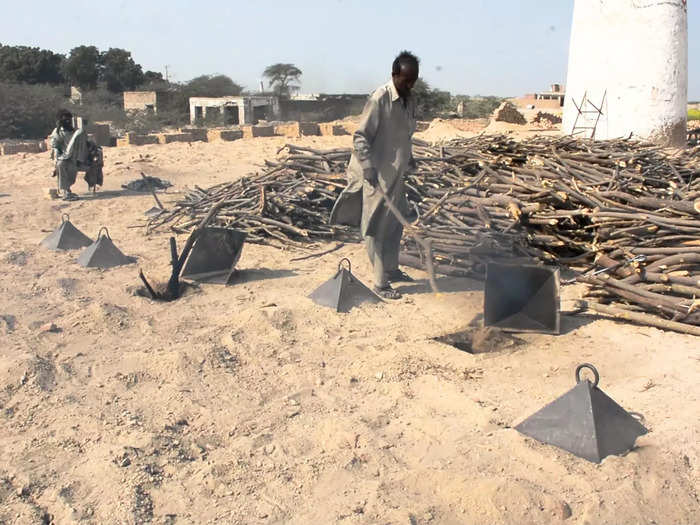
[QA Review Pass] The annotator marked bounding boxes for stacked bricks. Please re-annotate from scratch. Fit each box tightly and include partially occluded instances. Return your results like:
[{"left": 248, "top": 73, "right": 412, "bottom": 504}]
[
  {"left": 273, "top": 122, "right": 320, "bottom": 138},
  {"left": 207, "top": 130, "right": 243, "bottom": 142},
  {"left": 0, "top": 142, "right": 47, "bottom": 155},
  {"left": 117, "top": 133, "right": 159, "bottom": 147},
  {"left": 241, "top": 125, "right": 276, "bottom": 139},
  {"left": 179, "top": 128, "right": 208, "bottom": 142},
  {"left": 157, "top": 133, "right": 193, "bottom": 144},
  {"left": 319, "top": 123, "right": 348, "bottom": 136}
]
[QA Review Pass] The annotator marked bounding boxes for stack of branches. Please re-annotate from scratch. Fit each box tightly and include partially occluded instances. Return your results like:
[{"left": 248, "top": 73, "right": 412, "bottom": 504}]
[
  {"left": 149, "top": 135, "right": 700, "bottom": 333},
  {"left": 401, "top": 135, "right": 700, "bottom": 333},
  {"left": 147, "top": 144, "right": 357, "bottom": 248}
]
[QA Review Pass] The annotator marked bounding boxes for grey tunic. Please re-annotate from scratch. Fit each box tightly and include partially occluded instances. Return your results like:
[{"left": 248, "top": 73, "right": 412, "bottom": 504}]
[
  {"left": 330, "top": 81, "right": 416, "bottom": 237},
  {"left": 50, "top": 127, "right": 87, "bottom": 191}
]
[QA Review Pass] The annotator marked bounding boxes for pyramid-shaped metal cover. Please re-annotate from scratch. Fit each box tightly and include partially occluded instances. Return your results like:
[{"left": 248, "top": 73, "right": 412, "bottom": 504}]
[
  {"left": 484, "top": 262, "right": 560, "bottom": 334},
  {"left": 77, "top": 227, "right": 136, "bottom": 268},
  {"left": 515, "top": 364, "right": 648, "bottom": 463},
  {"left": 180, "top": 227, "right": 246, "bottom": 284},
  {"left": 144, "top": 206, "right": 164, "bottom": 218},
  {"left": 40, "top": 214, "right": 93, "bottom": 250},
  {"left": 309, "top": 259, "right": 382, "bottom": 313}
]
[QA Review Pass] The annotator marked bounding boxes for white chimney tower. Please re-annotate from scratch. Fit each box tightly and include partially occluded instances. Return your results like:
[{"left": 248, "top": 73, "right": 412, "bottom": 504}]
[{"left": 562, "top": 0, "right": 688, "bottom": 146}]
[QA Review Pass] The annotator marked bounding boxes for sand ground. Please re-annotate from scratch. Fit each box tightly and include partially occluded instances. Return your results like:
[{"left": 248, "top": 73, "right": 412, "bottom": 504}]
[{"left": 0, "top": 122, "right": 698, "bottom": 524}]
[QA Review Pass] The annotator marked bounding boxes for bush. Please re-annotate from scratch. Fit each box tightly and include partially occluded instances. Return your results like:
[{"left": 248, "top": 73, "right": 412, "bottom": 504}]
[
  {"left": 688, "top": 109, "right": 700, "bottom": 121},
  {"left": 0, "top": 82, "right": 65, "bottom": 139},
  {"left": 454, "top": 95, "right": 504, "bottom": 119},
  {"left": 123, "top": 109, "right": 188, "bottom": 134}
]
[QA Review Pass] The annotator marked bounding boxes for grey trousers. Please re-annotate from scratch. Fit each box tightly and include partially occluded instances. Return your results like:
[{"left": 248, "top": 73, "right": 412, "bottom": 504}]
[
  {"left": 56, "top": 159, "right": 77, "bottom": 191},
  {"left": 365, "top": 205, "right": 403, "bottom": 288}
]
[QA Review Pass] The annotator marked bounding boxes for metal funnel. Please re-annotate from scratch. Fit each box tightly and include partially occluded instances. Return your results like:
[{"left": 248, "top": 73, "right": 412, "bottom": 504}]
[
  {"left": 180, "top": 227, "right": 246, "bottom": 284},
  {"left": 309, "top": 259, "right": 382, "bottom": 313},
  {"left": 515, "top": 364, "right": 648, "bottom": 463},
  {"left": 77, "top": 227, "right": 136, "bottom": 268},
  {"left": 484, "top": 263, "right": 560, "bottom": 334},
  {"left": 40, "top": 214, "right": 93, "bottom": 250}
]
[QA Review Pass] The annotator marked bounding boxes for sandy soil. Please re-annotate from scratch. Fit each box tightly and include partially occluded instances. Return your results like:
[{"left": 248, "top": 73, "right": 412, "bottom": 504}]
[{"left": 0, "top": 127, "right": 698, "bottom": 524}]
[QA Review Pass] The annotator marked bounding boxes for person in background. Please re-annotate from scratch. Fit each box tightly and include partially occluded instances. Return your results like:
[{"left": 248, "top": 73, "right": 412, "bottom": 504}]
[{"left": 50, "top": 109, "right": 87, "bottom": 201}]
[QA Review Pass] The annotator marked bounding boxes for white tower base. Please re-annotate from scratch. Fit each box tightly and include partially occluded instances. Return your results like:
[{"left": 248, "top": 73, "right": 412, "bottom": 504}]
[{"left": 563, "top": 0, "right": 688, "bottom": 147}]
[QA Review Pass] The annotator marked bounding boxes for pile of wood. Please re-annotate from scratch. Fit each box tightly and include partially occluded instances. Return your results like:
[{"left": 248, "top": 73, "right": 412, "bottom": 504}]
[
  {"left": 402, "top": 135, "right": 700, "bottom": 334},
  {"left": 494, "top": 102, "right": 527, "bottom": 125},
  {"left": 531, "top": 111, "right": 562, "bottom": 126},
  {"left": 149, "top": 136, "right": 700, "bottom": 334},
  {"left": 147, "top": 144, "right": 356, "bottom": 247}
]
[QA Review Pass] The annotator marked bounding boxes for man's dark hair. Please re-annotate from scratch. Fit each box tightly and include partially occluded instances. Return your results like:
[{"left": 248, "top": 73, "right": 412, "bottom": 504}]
[
  {"left": 56, "top": 109, "right": 73, "bottom": 121},
  {"left": 392, "top": 51, "right": 420, "bottom": 75}
]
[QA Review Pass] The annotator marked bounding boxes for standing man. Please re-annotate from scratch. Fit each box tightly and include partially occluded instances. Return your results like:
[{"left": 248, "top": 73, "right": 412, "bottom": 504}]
[
  {"left": 50, "top": 109, "right": 87, "bottom": 201},
  {"left": 331, "top": 51, "right": 419, "bottom": 299}
]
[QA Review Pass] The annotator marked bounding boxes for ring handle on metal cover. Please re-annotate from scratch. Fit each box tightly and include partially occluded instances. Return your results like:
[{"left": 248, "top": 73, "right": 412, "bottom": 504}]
[
  {"left": 575, "top": 363, "right": 599, "bottom": 387},
  {"left": 97, "top": 227, "right": 111, "bottom": 240},
  {"left": 61, "top": 213, "right": 70, "bottom": 223},
  {"left": 338, "top": 258, "right": 351, "bottom": 272}
]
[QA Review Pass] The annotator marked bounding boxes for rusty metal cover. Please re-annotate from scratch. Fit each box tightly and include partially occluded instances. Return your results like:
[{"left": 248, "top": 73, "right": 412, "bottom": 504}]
[
  {"left": 77, "top": 227, "right": 136, "bottom": 268},
  {"left": 515, "top": 364, "right": 648, "bottom": 463},
  {"left": 484, "top": 263, "right": 560, "bottom": 334},
  {"left": 40, "top": 214, "right": 93, "bottom": 250},
  {"left": 180, "top": 227, "right": 246, "bottom": 284},
  {"left": 309, "top": 259, "right": 382, "bottom": 313}
]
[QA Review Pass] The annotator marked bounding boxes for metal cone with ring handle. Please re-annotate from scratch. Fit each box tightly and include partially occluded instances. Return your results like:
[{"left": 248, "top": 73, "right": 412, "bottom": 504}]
[
  {"left": 515, "top": 364, "right": 648, "bottom": 463},
  {"left": 40, "top": 214, "right": 93, "bottom": 250},
  {"left": 309, "top": 258, "right": 382, "bottom": 313},
  {"left": 77, "top": 227, "right": 136, "bottom": 268}
]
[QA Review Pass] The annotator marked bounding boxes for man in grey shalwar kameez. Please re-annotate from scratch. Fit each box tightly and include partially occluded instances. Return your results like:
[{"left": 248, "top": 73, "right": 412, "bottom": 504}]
[
  {"left": 330, "top": 51, "right": 420, "bottom": 299},
  {"left": 50, "top": 109, "right": 87, "bottom": 201}
]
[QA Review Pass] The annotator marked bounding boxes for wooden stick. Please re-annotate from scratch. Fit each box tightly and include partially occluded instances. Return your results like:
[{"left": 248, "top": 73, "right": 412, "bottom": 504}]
[
  {"left": 374, "top": 183, "right": 439, "bottom": 293},
  {"left": 289, "top": 242, "right": 344, "bottom": 262},
  {"left": 575, "top": 300, "right": 700, "bottom": 336}
]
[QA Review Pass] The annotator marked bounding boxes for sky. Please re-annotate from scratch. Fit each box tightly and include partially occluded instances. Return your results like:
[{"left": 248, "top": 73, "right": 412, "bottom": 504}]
[{"left": 1, "top": 0, "right": 699, "bottom": 99}]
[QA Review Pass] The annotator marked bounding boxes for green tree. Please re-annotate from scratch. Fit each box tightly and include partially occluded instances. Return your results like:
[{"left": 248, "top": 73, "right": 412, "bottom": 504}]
[
  {"left": 184, "top": 74, "right": 243, "bottom": 97},
  {"left": 63, "top": 45, "right": 100, "bottom": 89},
  {"left": 262, "top": 63, "right": 302, "bottom": 97},
  {"left": 453, "top": 95, "right": 503, "bottom": 119},
  {"left": 100, "top": 48, "right": 145, "bottom": 92},
  {"left": 0, "top": 44, "right": 64, "bottom": 84},
  {"left": 412, "top": 78, "right": 452, "bottom": 119},
  {"left": 143, "top": 70, "right": 164, "bottom": 83}
]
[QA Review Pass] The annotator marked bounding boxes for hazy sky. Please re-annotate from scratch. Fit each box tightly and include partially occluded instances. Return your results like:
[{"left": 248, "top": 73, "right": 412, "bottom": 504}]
[{"left": 2, "top": 1, "right": 698, "bottom": 98}]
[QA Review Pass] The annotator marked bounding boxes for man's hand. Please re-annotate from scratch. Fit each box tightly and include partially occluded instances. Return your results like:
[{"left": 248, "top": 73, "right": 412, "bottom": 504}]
[{"left": 363, "top": 167, "right": 378, "bottom": 186}]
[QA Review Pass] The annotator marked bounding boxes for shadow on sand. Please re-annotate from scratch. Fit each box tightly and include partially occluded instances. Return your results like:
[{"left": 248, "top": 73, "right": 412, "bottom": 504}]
[{"left": 397, "top": 275, "right": 484, "bottom": 295}]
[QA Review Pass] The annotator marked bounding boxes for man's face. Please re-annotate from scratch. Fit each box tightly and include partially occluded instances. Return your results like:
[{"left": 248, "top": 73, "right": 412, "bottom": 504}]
[
  {"left": 392, "top": 64, "right": 419, "bottom": 99},
  {"left": 60, "top": 115, "right": 72, "bottom": 128}
]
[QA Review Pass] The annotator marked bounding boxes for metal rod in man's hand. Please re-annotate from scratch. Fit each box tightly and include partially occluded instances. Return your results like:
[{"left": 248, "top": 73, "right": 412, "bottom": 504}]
[{"left": 373, "top": 183, "right": 439, "bottom": 293}]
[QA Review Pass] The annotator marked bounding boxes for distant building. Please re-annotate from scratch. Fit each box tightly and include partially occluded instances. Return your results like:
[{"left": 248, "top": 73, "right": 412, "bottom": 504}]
[
  {"left": 123, "top": 91, "right": 169, "bottom": 113},
  {"left": 515, "top": 83, "right": 566, "bottom": 110},
  {"left": 189, "top": 96, "right": 280, "bottom": 125}
]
